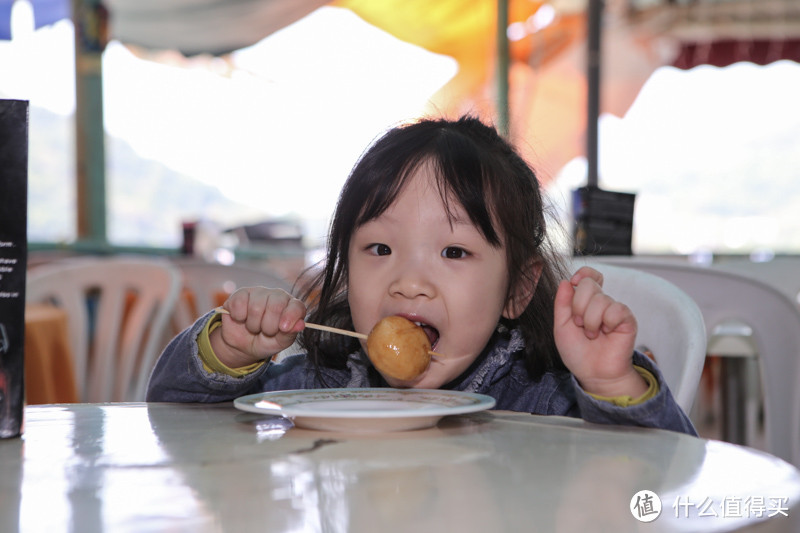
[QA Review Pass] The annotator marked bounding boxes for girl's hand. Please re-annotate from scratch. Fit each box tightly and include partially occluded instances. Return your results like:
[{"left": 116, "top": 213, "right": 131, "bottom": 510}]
[
  {"left": 210, "top": 287, "right": 306, "bottom": 368},
  {"left": 553, "top": 266, "right": 648, "bottom": 398}
]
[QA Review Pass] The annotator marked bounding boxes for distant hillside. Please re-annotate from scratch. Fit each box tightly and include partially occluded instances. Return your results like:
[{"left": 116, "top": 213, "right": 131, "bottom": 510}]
[{"left": 25, "top": 104, "right": 267, "bottom": 247}]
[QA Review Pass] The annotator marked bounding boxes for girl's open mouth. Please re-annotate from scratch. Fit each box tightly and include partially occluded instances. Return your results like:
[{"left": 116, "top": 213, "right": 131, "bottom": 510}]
[{"left": 414, "top": 321, "right": 440, "bottom": 351}]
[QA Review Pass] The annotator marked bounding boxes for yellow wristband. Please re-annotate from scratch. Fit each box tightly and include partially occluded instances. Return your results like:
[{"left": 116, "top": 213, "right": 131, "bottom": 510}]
[
  {"left": 197, "top": 312, "right": 266, "bottom": 377},
  {"left": 586, "top": 366, "right": 659, "bottom": 407}
]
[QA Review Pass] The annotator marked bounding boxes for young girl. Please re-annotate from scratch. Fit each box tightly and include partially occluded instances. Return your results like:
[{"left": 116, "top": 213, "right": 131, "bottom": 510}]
[{"left": 148, "top": 116, "right": 695, "bottom": 435}]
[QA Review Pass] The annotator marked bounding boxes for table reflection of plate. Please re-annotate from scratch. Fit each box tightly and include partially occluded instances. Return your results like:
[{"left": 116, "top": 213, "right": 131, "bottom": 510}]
[{"left": 234, "top": 388, "right": 496, "bottom": 432}]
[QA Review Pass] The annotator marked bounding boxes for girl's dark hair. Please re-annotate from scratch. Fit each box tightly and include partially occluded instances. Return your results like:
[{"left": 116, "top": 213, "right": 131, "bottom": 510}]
[{"left": 298, "top": 115, "right": 568, "bottom": 380}]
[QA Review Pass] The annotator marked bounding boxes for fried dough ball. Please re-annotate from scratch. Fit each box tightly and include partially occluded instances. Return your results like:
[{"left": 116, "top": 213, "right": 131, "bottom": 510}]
[{"left": 366, "top": 316, "right": 431, "bottom": 381}]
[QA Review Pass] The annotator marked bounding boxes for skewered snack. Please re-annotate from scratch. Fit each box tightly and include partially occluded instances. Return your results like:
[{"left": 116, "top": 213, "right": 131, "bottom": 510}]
[
  {"left": 216, "top": 308, "right": 438, "bottom": 380},
  {"left": 366, "top": 316, "right": 432, "bottom": 381}
]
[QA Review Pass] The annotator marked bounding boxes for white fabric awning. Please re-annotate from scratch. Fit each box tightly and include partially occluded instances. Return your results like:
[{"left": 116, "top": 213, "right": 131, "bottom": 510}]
[{"left": 1, "top": 0, "right": 330, "bottom": 54}]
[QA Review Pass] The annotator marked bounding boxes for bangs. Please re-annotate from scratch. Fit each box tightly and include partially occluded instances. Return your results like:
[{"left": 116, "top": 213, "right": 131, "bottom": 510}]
[
  {"left": 354, "top": 155, "right": 424, "bottom": 228},
  {"left": 351, "top": 123, "right": 502, "bottom": 247}
]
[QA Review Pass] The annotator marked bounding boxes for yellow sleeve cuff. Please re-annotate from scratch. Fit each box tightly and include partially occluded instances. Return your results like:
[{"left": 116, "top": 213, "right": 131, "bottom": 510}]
[
  {"left": 197, "top": 311, "right": 266, "bottom": 377},
  {"left": 586, "top": 365, "right": 659, "bottom": 407}
]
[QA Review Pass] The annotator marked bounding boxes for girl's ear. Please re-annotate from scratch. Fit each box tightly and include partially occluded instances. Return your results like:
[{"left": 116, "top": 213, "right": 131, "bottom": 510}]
[{"left": 502, "top": 262, "right": 542, "bottom": 319}]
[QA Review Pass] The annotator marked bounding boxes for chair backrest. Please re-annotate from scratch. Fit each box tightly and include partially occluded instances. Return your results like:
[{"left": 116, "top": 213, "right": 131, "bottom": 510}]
[
  {"left": 26, "top": 256, "right": 182, "bottom": 402},
  {"left": 171, "top": 259, "right": 294, "bottom": 333},
  {"left": 713, "top": 257, "right": 800, "bottom": 312},
  {"left": 569, "top": 259, "right": 707, "bottom": 414},
  {"left": 591, "top": 256, "right": 800, "bottom": 468}
]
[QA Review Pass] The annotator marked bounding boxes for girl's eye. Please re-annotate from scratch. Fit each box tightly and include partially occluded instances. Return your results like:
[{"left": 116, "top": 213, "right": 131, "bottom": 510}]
[
  {"left": 442, "top": 246, "right": 468, "bottom": 259},
  {"left": 368, "top": 243, "right": 392, "bottom": 256}
]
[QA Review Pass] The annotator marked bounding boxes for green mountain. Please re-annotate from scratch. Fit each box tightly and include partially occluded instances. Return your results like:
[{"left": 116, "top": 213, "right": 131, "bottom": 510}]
[{"left": 25, "top": 104, "right": 266, "bottom": 248}]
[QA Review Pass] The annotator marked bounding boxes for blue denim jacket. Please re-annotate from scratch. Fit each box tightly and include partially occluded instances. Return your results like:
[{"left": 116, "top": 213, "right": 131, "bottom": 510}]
[{"left": 147, "top": 312, "right": 697, "bottom": 436}]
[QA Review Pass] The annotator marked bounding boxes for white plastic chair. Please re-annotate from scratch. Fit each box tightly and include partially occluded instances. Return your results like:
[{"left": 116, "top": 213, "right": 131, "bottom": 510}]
[
  {"left": 590, "top": 256, "right": 800, "bottom": 468},
  {"left": 171, "top": 259, "right": 294, "bottom": 333},
  {"left": 569, "top": 259, "right": 707, "bottom": 414},
  {"left": 26, "top": 256, "right": 182, "bottom": 402},
  {"left": 711, "top": 257, "right": 800, "bottom": 445}
]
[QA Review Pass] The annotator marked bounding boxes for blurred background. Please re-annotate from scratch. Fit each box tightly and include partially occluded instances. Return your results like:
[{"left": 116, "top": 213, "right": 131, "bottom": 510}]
[
  {"left": 5, "top": 0, "right": 800, "bottom": 456},
  {"left": 2, "top": 0, "right": 800, "bottom": 279}
]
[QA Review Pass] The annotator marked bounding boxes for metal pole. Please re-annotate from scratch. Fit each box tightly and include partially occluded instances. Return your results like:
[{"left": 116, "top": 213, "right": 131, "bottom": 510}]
[
  {"left": 496, "top": 0, "right": 510, "bottom": 137},
  {"left": 586, "top": 0, "right": 603, "bottom": 188},
  {"left": 72, "top": 0, "right": 108, "bottom": 247}
]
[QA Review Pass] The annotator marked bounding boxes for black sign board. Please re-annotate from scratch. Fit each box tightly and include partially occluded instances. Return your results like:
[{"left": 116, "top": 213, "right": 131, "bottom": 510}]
[
  {"left": 0, "top": 100, "right": 29, "bottom": 438},
  {"left": 572, "top": 186, "right": 636, "bottom": 256}
]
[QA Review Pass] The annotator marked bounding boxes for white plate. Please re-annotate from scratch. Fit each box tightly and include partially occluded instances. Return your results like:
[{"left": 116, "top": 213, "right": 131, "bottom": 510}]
[{"left": 234, "top": 388, "right": 496, "bottom": 432}]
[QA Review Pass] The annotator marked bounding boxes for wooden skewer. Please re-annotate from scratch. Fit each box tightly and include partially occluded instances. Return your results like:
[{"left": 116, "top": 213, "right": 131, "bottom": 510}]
[
  {"left": 216, "top": 307, "right": 366, "bottom": 339},
  {"left": 303, "top": 321, "right": 367, "bottom": 340},
  {"left": 215, "top": 307, "right": 444, "bottom": 359}
]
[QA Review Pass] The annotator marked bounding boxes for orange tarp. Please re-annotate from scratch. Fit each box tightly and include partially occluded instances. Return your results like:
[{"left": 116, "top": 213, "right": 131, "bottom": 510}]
[{"left": 335, "top": 0, "right": 664, "bottom": 182}]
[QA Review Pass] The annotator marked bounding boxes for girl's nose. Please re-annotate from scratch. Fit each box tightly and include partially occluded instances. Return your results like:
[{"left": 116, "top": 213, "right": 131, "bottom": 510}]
[{"left": 388, "top": 261, "right": 436, "bottom": 299}]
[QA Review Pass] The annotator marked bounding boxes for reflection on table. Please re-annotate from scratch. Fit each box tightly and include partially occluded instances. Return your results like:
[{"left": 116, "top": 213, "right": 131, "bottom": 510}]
[
  {"left": 1, "top": 403, "right": 798, "bottom": 533},
  {"left": 23, "top": 303, "right": 78, "bottom": 404}
]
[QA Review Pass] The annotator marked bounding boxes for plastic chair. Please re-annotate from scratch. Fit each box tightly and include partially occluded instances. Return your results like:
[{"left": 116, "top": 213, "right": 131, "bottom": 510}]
[
  {"left": 590, "top": 256, "right": 800, "bottom": 468},
  {"left": 711, "top": 257, "right": 800, "bottom": 445},
  {"left": 171, "top": 259, "right": 294, "bottom": 333},
  {"left": 26, "top": 256, "right": 182, "bottom": 402},
  {"left": 569, "top": 259, "right": 707, "bottom": 414}
]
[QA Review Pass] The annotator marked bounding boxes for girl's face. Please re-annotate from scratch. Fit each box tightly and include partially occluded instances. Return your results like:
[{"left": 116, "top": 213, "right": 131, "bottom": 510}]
[{"left": 347, "top": 162, "right": 515, "bottom": 388}]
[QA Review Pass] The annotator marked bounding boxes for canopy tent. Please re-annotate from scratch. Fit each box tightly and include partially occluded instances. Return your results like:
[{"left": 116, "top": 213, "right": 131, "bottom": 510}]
[
  {"left": 6, "top": 0, "right": 798, "bottom": 63},
  {"left": 2, "top": 0, "right": 799, "bottom": 247},
  {"left": 95, "top": 0, "right": 800, "bottom": 172}
]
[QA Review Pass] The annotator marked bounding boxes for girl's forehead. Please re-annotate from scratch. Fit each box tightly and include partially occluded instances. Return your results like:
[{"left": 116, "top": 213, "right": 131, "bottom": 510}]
[{"left": 390, "top": 164, "right": 468, "bottom": 219}]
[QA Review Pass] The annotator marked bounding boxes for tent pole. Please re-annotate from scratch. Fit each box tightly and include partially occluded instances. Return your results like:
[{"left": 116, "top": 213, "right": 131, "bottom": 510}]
[
  {"left": 496, "top": 0, "right": 510, "bottom": 137},
  {"left": 586, "top": 0, "right": 603, "bottom": 188},
  {"left": 72, "top": 0, "right": 109, "bottom": 248}
]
